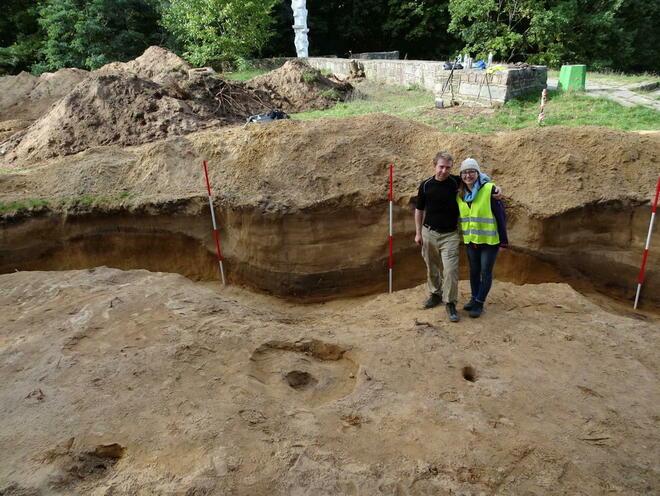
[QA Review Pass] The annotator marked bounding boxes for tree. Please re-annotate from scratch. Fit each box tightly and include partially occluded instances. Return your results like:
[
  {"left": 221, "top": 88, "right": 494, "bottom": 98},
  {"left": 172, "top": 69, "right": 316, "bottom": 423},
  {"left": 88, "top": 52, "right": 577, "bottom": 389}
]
[
  {"left": 447, "top": 0, "right": 659, "bottom": 71},
  {"left": 448, "top": 0, "right": 543, "bottom": 62},
  {"left": 266, "top": 0, "right": 460, "bottom": 60},
  {"left": 384, "top": 1, "right": 460, "bottom": 60},
  {"left": 527, "top": 0, "right": 627, "bottom": 69},
  {"left": 612, "top": 0, "right": 659, "bottom": 72},
  {"left": 0, "top": 0, "right": 43, "bottom": 75},
  {"left": 35, "top": 0, "right": 163, "bottom": 73},
  {"left": 162, "top": 0, "right": 278, "bottom": 66},
  {"left": 259, "top": 1, "right": 296, "bottom": 58}
]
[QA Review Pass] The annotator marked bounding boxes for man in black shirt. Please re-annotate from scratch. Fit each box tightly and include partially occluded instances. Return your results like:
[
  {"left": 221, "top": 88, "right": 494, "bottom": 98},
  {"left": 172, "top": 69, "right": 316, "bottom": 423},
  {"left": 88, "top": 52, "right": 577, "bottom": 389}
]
[
  {"left": 415, "top": 151, "right": 461, "bottom": 322},
  {"left": 415, "top": 151, "right": 502, "bottom": 322}
]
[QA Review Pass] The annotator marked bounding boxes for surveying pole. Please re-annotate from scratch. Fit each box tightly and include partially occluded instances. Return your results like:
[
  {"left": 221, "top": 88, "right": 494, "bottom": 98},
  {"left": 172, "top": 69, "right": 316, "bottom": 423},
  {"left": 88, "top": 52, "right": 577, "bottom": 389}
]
[
  {"left": 634, "top": 175, "right": 660, "bottom": 309},
  {"left": 202, "top": 160, "right": 226, "bottom": 285}
]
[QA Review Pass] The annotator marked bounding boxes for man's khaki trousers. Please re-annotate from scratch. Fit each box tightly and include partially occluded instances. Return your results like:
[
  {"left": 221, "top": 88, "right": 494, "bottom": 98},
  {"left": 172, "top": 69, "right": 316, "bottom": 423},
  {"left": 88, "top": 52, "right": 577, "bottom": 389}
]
[{"left": 421, "top": 227, "right": 460, "bottom": 304}]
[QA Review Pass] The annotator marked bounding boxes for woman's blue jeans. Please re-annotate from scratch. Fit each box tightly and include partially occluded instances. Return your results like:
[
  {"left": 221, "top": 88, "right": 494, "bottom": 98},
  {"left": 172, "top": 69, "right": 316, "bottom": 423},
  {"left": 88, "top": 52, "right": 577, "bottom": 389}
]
[{"left": 466, "top": 244, "right": 499, "bottom": 303}]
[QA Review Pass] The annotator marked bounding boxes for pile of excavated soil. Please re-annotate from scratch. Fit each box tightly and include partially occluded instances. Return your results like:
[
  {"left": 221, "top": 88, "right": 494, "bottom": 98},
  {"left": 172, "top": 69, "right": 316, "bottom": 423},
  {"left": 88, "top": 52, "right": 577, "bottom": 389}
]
[
  {"left": 0, "top": 267, "right": 658, "bottom": 494},
  {"left": 1, "top": 73, "right": 274, "bottom": 164},
  {"left": 0, "top": 119, "right": 33, "bottom": 142},
  {"left": 0, "top": 46, "right": 190, "bottom": 127},
  {"left": 0, "top": 49, "right": 363, "bottom": 165},
  {"left": 4, "top": 114, "right": 654, "bottom": 216},
  {"left": 96, "top": 46, "right": 192, "bottom": 85},
  {"left": 0, "top": 68, "right": 89, "bottom": 123},
  {"left": 246, "top": 59, "right": 353, "bottom": 112}
]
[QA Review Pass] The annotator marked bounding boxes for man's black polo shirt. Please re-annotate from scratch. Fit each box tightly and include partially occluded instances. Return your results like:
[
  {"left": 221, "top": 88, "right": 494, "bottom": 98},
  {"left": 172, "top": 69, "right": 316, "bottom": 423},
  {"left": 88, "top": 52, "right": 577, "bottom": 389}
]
[{"left": 415, "top": 174, "right": 460, "bottom": 233}]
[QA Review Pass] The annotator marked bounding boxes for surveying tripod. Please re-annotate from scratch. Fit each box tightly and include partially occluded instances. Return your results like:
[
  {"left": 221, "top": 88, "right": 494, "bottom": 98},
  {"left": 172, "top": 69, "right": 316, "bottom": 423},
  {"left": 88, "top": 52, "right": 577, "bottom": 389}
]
[{"left": 439, "top": 57, "right": 462, "bottom": 104}]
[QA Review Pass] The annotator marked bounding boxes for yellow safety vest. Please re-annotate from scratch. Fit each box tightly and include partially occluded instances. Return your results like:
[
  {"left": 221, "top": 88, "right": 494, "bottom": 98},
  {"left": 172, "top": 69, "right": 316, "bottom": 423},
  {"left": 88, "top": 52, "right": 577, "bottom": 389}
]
[{"left": 457, "top": 182, "right": 500, "bottom": 245}]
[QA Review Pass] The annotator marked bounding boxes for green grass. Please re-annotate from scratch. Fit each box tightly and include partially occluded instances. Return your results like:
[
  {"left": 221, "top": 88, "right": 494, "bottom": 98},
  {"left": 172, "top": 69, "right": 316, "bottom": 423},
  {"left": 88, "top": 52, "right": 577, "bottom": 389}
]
[
  {"left": 0, "top": 198, "right": 50, "bottom": 214},
  {"left": 0, "top": 165, "right": 29, "bottom": 175},
  {"left": 221, "top": 68, "right": 269, "bottom": 81},
  {"left": 0, "top": 191, "right": 135, "bottom": 215},
  {"left": 293, "top": 82, "right": 433, "bottom": 122},
  {"left": 547, "top": 69, "right": 658, "bottom": 86},
  {"left": 302, "top": 70, "right": 320, "bottom": 84},
  {"left": 320, "top": 88, "right": 342, "bottom": 100},
  {"left": 435, "top": 91, "right": 659, "bottom": 133},
  {"left": 292, "top": 81, "right": 660, "bottom": 133}
]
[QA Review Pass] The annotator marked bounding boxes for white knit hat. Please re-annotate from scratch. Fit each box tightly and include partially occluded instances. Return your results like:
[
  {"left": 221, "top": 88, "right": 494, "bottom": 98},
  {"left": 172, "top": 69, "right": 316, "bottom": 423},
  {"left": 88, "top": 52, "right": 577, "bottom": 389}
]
[{"left": 459, "top": 157, "right": 481, "bottom": 174}]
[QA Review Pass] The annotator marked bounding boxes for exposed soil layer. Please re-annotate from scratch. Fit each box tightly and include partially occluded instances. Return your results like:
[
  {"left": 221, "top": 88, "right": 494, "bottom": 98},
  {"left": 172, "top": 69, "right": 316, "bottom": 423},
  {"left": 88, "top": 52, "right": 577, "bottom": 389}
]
[
  {"left": 1, "top": 116, "right": 658, "bottom": 303},
  {"left": 0, "top": 201, "right": 651, "bottom": 305},
  {"left": 246, "top": 59, "right": 353, "bottom": 112},
  {"left": 0, "top": 268, "right": 658, "bottom": 494}
]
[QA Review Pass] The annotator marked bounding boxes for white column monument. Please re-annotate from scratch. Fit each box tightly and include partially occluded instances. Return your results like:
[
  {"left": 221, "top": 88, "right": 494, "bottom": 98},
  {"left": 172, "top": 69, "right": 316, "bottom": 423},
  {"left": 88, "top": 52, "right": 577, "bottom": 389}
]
[{"left": 291, "top": 0, "right": 309, "bottom": 58}]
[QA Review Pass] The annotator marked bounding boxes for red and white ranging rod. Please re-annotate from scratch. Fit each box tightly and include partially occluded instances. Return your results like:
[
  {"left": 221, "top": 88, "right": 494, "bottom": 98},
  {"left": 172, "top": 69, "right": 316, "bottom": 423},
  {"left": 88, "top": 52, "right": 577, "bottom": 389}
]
[
  {"left": 388, "top": 163, "right": 394, "bottom": 294},
  {"left": 634, "top": 175, "right": 660, "bottom": 309},
  {"left": 202, "top": 160, "right": 226, "bottom": 285}
]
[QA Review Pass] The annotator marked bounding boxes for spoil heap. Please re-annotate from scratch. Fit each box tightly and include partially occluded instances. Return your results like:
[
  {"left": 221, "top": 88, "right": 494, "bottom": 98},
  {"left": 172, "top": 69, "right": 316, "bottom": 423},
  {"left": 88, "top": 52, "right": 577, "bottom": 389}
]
[
  {"left": 0, "top": 49, "right": 356, "bottom": 165},
  {"left": 246, "top": 59, "right": 353, "bottom": 112},
  {"left": 0, "top": 73, "right": 273, "bottom": 164},
  {"left": 96, "top": 46, "right": 192, "bottom": 85},
  {"left": 0, "top": 68, "right": 89, "bottom": 123}
]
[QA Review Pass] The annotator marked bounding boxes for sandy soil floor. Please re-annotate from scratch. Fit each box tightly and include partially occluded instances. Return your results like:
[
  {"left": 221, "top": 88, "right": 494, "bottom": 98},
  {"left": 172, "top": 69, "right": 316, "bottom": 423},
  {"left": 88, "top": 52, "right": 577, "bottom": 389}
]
[{"left": 1, "top": 267, "right": 658, "bottom": 495}]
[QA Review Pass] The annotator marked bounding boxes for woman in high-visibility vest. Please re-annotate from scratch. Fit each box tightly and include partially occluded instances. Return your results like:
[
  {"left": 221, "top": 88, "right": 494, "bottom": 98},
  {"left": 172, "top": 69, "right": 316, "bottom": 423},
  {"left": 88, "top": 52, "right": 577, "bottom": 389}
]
[{"left": 456, "top": 158, "right": 508, "bottom": 318}]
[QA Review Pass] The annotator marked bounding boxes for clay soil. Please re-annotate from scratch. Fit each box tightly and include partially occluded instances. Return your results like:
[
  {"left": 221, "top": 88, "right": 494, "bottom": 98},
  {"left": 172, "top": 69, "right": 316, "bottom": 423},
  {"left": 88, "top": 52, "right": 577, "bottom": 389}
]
[{"left": 0, "top": 48, "right": 659, "bottom": 496}]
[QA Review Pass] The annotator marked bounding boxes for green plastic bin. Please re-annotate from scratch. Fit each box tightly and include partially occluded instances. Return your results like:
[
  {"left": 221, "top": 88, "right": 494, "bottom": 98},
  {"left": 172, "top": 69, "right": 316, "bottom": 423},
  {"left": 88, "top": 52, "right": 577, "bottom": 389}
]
[{"left": 558, "top": 64, "right": 586, "bottom": 91}]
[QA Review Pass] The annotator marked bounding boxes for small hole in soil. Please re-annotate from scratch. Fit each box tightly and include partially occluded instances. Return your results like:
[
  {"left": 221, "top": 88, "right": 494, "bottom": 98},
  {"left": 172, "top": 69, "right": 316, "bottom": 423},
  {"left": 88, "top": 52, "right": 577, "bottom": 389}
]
[
  {"left": 462, "top": 366, "right": 477, "bottom": 382},
  {"left": 285, "top": 370, "right": 317, "bottom": 390}
]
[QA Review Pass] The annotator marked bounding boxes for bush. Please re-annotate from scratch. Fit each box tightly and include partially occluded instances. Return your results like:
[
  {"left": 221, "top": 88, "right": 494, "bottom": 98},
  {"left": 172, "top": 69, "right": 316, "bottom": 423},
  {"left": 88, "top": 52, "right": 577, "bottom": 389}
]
[{"left": 302, "top": 70, "right": 320, "bottom": 84}]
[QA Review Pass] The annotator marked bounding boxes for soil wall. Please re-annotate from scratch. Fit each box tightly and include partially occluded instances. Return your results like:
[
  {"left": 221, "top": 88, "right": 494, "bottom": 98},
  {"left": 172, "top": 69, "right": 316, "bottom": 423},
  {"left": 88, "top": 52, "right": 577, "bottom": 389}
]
[{"left": 1, "top": 200, "right": 655, "bottom": 303}]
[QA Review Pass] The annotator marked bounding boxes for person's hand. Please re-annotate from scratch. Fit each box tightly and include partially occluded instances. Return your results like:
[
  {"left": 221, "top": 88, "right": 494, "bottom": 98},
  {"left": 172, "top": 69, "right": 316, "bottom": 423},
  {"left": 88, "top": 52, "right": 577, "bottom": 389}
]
[
  {"left": 415, "top": 233, "right": 423, "bottom": 246},
  {"left": 493, "top": 186, "right": 504, "bottom": 200}
]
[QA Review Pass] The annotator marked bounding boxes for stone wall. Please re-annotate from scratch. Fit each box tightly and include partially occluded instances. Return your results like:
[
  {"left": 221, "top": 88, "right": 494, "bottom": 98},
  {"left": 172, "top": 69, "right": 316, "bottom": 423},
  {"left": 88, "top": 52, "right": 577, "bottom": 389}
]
[
  {"left": 248, "top": 57, "right": 547, "bottom": 105},
  {"left": 304, "top": 57, "right": 547, "bottom": 106},
  {"left": 352, "top": 51, "right": 399, "bottom": 60},
  {"left": 433, "top": 66, "right": 548, "bottom": 106}
]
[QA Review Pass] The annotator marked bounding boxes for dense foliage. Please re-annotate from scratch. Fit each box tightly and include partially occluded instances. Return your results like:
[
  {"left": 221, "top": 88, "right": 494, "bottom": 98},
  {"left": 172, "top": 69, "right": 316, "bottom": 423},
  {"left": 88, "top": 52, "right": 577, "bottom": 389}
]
[
  {"left": 0, "top": 0, "right": 657, "bottom": 75},
  {"left": 0, "top": 0, "right": 43, "bottom": 74},
  {"left": 42, "top": 0, "right": 162, "bottom": 72},
  {"left": 162, "top": 0, "right": 278, "bottom": 67},
  {"left": 448, "top": 0, "right": 659, "bottom": 70}
]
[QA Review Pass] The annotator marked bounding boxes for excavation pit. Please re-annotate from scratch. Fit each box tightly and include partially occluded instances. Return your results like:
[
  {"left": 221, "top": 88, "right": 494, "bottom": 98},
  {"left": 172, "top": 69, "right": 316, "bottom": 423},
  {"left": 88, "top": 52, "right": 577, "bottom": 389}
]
[
  {"left": 248, "top": 340, "right": 358, "bottom": 406},
  {"left": 1, "top": 47, "right": 659, "bottom": 496},
  {"left": 462, "top": 366, "right": 477, "bottom": 382},
  {"left": 285, "top": 370, "right": 317, "bottom": 390}
]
